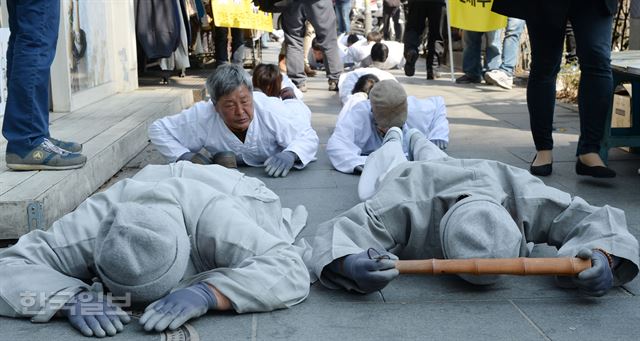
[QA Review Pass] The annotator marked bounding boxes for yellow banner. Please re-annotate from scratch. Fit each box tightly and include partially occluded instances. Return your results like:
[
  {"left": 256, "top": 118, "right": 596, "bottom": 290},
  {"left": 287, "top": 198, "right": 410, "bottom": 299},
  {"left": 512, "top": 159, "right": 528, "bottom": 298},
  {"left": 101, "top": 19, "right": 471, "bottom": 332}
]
[
  {"left": 211, "top": 0, "right": 273, "bottom": 32},
  {"left": 449, "top": 0, "right": 507, "bottom": 32}
]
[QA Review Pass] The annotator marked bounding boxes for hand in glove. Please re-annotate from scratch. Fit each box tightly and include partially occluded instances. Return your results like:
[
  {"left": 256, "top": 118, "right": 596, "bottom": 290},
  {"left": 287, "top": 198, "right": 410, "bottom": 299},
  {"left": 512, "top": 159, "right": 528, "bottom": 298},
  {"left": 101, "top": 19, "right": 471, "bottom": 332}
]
[
  {"left": 329, "top": 248, "right": 399, "bottom": 293},
  {"left": 139, "top": 282, "right": 217, "bottom": 332},
  {"left": 264, "top": 151, "right": 296, "bottom": 177},
  {"left": 280, "top": 87, "right": 297, "bottom": 100},
  {"left": 178, "top": 152, "right": 211, "bottom": 165},
  {"left": 573, "top": 248, "right": 614, "bottom": 297},
  {"left": 430, "top": 139, "right": 448, "bottom": 150},
  {"left": 62, "top": 291, "right": 131, "bottom": 337}
]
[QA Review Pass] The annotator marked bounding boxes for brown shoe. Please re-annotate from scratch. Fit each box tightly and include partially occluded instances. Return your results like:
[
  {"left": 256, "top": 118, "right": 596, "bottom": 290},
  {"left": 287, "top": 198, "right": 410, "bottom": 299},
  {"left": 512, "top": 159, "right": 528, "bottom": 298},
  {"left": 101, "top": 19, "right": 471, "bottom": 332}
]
[
  {"left": 304, "top": 64, "right": 317, "bottom": 77},
  {"left": 212, "top": 151, "right": 238, "bottom": 168}
]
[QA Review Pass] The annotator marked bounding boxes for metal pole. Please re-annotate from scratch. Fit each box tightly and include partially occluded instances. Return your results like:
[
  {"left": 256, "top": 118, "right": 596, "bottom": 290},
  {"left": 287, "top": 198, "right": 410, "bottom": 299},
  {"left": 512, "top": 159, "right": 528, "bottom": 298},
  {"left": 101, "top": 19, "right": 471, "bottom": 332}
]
[
  {"left": 364, "top": 0, "right": 372, "bottom": 33},
  {"left": 445, "top": 0, "right": 455, "bottom": 81}
]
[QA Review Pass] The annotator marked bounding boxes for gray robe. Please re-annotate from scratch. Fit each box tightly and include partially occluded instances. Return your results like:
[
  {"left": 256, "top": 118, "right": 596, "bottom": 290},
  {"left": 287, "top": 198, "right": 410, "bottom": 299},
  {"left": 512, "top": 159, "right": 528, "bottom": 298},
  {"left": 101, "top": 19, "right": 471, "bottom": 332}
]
[
  {"left": 0, "top": 163, "right": 310, "bottom": 322},
  {"left": 303, "top": 158, "right": 639, "bottom": 292}
]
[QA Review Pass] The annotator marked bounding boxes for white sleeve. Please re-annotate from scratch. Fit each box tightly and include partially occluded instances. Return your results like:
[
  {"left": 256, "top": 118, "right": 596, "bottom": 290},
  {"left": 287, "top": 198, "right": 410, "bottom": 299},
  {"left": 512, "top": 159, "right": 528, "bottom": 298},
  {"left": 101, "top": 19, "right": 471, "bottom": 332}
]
[
  {"left": 263, "top": 99, "right": 319, "bottom": 168},
  {"left": 426, "top": 96, "right": 450, "bottom": 142},
  {"left": 148, "top": 102, "right": 210, "bottom": 162},
  {"left": 326, "top": 98, "right": 370, "bottom": 173},
  {"left": 407, "top": 96, "right": 450, "bottom": 143},
  {"left": 194, "top": 198, "right": 310, "bottom": 313}
]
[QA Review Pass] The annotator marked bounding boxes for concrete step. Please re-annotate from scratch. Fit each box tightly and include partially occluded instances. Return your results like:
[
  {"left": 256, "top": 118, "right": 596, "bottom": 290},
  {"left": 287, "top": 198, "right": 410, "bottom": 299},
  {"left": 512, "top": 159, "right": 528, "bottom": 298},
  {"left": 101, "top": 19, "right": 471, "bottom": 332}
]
[{"left": 0, "top": 88, "right": 193, "bottom": 239}]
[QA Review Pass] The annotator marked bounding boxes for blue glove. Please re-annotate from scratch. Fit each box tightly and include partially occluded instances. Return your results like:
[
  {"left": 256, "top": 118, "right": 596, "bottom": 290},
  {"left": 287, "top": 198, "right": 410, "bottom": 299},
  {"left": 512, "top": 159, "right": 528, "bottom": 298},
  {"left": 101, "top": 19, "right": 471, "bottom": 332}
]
[
  {"left": 178, "top": 152, "right": 211, "bottom": 165},
  {"left": 62, "top": 291, "right": 131, "bottom": 337},
  {"left": 139, "top": 282, "right": 217, "bottom": 332},
  {"left": 264, "top": 151, "right": 296, "bottom": 177},
  {"left": 573, "top": 248, "right": 614, "bottom": 297},
  {"left": 330, "top": 248, "right": 399, "bottom": 293}
]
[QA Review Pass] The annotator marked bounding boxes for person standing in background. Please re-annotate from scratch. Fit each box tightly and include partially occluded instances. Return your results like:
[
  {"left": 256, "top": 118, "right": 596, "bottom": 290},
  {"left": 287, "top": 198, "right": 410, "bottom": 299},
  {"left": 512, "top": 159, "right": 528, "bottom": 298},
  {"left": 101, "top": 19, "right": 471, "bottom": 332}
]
[
  {"left": 335, "top": 0, "right": 352, "bottom": 35},
  {"left": 493, "top": 0, "right": 618, "bottom": 178},
  {"left": 403, "top": 0, "right": 445, "bottom": 80},
  {"left": 382, "top": 0, "right": 403, "bottom": 42},
  {"left": 3, "top": 0, "right": 87, "bottom": 170}
]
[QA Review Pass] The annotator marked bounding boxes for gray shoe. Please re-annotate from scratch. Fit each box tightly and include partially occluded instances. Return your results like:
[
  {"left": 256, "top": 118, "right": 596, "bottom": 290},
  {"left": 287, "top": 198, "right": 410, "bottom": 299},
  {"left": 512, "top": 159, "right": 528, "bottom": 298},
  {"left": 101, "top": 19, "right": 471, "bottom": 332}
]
[
  {"left": 6, "top": 139, "right": 87, "bottom": 171},
  {"left": 48, "top": 137, "right": 83, "bottom": 153},
  {"left": 212, "top": 151, "right": 238, "bottom": 168}
]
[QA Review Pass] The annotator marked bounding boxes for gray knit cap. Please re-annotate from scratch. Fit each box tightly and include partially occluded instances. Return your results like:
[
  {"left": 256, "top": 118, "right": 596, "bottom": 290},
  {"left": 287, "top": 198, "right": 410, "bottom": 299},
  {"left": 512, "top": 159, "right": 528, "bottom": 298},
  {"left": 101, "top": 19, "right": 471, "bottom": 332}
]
[
  {"left": 440, "top": 196, "right": 523, "bottom": 285},
  {"left": 369, "top": 80, "right": 408, "bottom": 129},
  {"left": 95, "top": 203, "right": 190, "bottom": 303}
]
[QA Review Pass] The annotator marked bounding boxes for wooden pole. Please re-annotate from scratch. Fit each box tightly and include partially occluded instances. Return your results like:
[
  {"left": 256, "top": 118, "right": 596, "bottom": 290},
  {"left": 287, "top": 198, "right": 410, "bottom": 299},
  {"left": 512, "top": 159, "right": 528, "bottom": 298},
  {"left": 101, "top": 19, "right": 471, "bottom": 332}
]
[{"left": 395, "top": 257, "right": 591, "bottom": 276}]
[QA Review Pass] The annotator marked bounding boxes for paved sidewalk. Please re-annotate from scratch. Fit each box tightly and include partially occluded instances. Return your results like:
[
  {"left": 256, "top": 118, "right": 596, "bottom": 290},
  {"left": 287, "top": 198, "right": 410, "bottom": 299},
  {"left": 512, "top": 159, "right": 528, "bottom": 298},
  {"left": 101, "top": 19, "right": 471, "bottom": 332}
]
[{"left": 2, "top": 41, "right": 640, "bottom": 340}]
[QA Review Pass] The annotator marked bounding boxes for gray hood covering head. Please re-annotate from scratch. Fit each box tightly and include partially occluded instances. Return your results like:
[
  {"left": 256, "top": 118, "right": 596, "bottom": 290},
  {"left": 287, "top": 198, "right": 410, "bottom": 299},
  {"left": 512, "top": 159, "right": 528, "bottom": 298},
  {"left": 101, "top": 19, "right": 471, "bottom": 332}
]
[
  {"left": 95, "top": 203, "right": 190, "bottom": 303},
  {"left": 440, "top": 196, "right": 522, "bottom": 285},
  {"left": 369, "top": 80, "right": 408, "bottom": 129}
]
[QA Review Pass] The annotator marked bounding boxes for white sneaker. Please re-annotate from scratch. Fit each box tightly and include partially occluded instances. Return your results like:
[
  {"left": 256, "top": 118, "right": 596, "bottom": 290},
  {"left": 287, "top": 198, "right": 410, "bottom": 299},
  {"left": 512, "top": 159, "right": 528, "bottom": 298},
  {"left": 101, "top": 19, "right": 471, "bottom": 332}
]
[{"left": 484, "top": 69, "right": 513, "bottom": 90}]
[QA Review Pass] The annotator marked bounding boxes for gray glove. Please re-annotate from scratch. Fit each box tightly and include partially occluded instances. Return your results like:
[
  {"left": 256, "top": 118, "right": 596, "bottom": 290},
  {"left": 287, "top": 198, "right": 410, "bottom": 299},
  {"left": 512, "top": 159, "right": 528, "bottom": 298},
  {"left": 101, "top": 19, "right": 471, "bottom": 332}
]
[
  {"left": 353, "top": 165, "right": 364, "bottom": 174},
  {"left": 62, "top": 291, "right": 131, "bottom": 337},
  {"left": 139, "top": 282, "right": 217, "bottom": 332},
  {"left": 328, "top": 248, "right": 399, "bottom": 293},
  {"left": 178, "top": 152, "right": 211, "bottom": 165},
  {"left": 264, "top": 151, "right": 296, "bottom": 177},
  {"left": 573, "top": 248, "right": 614, "bottom": 297},
  {"left": 430, "top": 139, "right": 448, "bottom": 150}
]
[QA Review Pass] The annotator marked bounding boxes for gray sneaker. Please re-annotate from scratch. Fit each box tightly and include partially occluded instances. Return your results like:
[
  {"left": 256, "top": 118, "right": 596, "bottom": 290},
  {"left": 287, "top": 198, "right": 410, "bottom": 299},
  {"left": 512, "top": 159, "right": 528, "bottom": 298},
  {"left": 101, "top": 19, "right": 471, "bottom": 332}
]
[
  {"left": 48, "top": 137, "right": 83, "bottom": 153},
  {"left": 6, "top": 139, "right": 87, "bottom": 170},
  {"left": 484, "top": 69, "right": 513, "bottom": 89}
]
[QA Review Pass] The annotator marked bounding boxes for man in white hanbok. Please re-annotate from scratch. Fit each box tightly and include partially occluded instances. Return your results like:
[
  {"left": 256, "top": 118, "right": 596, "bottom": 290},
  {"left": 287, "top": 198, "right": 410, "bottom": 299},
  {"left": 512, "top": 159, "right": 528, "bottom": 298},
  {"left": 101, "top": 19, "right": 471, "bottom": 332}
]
[
  {"left": 0, "top": 163, "right": 310, "bottom": 337},
  {"left": 328, "top": 80, "right": 449, "bottom": 173},
  {"left": 149, "top": 64, "right": 319, "bottom": 177}
]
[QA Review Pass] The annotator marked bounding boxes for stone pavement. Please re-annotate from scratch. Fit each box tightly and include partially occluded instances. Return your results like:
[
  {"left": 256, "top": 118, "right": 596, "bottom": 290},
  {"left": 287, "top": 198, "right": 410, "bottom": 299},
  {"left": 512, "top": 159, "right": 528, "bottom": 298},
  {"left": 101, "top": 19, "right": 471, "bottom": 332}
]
[{"left": 2, "top": 41, "right": 640, "bottom": 340}]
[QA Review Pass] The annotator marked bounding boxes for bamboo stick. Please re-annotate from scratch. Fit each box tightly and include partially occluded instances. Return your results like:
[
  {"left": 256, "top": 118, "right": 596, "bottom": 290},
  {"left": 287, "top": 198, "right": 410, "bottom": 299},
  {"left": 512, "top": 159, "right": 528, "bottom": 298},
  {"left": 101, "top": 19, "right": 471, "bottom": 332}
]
[{"left": 395, "top": 257, "right": 591, "bottom": 276}]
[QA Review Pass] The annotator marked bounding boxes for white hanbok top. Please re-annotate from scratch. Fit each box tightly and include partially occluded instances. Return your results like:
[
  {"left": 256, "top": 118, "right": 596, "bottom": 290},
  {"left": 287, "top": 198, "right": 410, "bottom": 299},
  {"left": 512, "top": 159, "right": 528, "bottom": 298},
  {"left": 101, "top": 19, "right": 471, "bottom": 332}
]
[
  {"left": 327, "top": 96, "right": 449, "bottom": 173},
  {"left": 149, "top": 91, "right": 319, "bottom": 168}
]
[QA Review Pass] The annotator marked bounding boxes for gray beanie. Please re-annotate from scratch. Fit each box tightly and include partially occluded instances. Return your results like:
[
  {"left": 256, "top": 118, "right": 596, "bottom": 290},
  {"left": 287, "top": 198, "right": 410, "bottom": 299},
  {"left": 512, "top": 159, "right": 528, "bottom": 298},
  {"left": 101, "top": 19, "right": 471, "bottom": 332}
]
[
  {"left": 440, "top": 196, "right": 522, "bottom": 285},
  {"left": 95, "top": 203, "right": 190, "bottom": 303},
  {"left": 369, "top": 80, "right": 408, "bottom": 129}
]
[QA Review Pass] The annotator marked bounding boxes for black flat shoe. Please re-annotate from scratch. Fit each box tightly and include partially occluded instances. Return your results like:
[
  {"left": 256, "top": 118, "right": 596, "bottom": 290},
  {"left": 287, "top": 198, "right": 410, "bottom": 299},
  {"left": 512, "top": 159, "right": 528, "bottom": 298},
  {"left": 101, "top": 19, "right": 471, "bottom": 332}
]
[
  {"left": 575, "top": 159, "right": 616, "bottom": 178},
  {"left": 530, "top": 156, "right": 552, "bottom": 176}
]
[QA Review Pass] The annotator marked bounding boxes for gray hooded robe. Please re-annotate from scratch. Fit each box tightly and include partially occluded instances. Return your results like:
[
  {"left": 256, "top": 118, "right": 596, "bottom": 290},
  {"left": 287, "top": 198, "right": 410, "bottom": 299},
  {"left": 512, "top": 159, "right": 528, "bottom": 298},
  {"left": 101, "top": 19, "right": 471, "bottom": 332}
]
[
  {"left": 302, "top": 157, "right": 639, "bottom": 291},
  {"left": 0, "top": 162, "right": 310, "bottom": 322}
]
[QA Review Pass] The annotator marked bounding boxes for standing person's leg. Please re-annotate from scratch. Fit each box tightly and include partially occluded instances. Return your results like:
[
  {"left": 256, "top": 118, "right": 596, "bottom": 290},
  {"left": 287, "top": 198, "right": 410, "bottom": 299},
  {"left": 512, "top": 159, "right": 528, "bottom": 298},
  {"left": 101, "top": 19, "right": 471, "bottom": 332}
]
[
  {"left": 3, "top": 0, "right": 86, "bottom": 170},
  {"left": 303, "top": 21, "right": 317, "bottom": 77},
  {"left": 391, "top": 6, "right": 402, "bottom": 42},
  {"left": 230, "top": 28, "right": 245, "bottom": 65},
  {"left": 306, "top": 0, "right": 343, "bottom": 90},
  {"left": 484, "top": 29, "right": 503, "bottom": 72},
  {"left": 214, "top": 26, "right": 230, "bottom": 66},
  {"left": 569, "top": 0, "right": 616, "bottom": 176},
  {"left": 403, "top": 1, "right": 427, "bottom": 77},
  {"left": 282, "top": 2, "right": 307, "bottom": 87},
  {"left": 526, "top": 7, "right": 566, "bottom": 174},
  {"left": 3, "top": 0, "right": 58, "bottom": 157},
  {"left": 457, "top": 31, "right": 483, "bottom": 83},
  {"left": 500, "top": 18, "right": 525, "bottom": 76},
  {"left": 340, "top": 0, "right": 351, "bottom": 34},
  {"left": 382, "top": 5, "right": 393, "bottom": 40},
  {"left": 425, "top": 3, "right": 444, "bottom": 79},
  {"left": 335, "top": 2, "right": 345, "bottom": 34}
]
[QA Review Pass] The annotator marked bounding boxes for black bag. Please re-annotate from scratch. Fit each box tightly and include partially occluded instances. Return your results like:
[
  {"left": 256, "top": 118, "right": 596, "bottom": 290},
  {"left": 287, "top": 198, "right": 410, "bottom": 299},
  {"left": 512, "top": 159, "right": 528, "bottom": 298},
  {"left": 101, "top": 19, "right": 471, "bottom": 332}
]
[{"left": 252, "top": 0, "right": 292, "bottom": 13}]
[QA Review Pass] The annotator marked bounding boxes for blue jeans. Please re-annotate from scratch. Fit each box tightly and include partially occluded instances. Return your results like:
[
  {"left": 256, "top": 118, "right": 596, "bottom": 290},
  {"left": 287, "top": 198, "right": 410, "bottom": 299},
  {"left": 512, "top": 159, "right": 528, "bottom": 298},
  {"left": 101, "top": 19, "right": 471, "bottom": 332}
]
[
  {"left": 527, "top": 0, "right": 613, "bottom": 155},
  {"left": 2, "top": 0, "right": 60, "bottom": 157},
  {"left": 335, "top": 1, "right": 351, "bottom": 34},
  {"left": 462, "top": 30, "right": 502, "bottom": 79},
  {"left": 499, "top": 18, "right": 525, "bottom": 76}
]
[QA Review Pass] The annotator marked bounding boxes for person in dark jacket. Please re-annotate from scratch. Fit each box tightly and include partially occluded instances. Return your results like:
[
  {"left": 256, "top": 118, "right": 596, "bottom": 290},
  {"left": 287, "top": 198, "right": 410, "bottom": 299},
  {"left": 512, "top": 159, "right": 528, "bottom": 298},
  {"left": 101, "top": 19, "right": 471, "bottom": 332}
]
[
  {"left": 492, "top": 0, "right": 619, "bottom": 178},
  {"left": 403, "top": 0, "right": 445, "bottom": 79}
]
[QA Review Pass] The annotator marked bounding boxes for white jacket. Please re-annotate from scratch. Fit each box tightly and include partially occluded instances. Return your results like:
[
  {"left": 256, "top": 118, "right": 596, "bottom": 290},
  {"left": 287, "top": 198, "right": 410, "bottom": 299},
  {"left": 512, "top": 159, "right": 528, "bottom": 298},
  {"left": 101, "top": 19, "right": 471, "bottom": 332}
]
[
  {"left": 327, "top": 96, "right": 449, "bottom": 173},
  {"left": 149, "top": 91, "right": 319, "bottom": 168}
]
